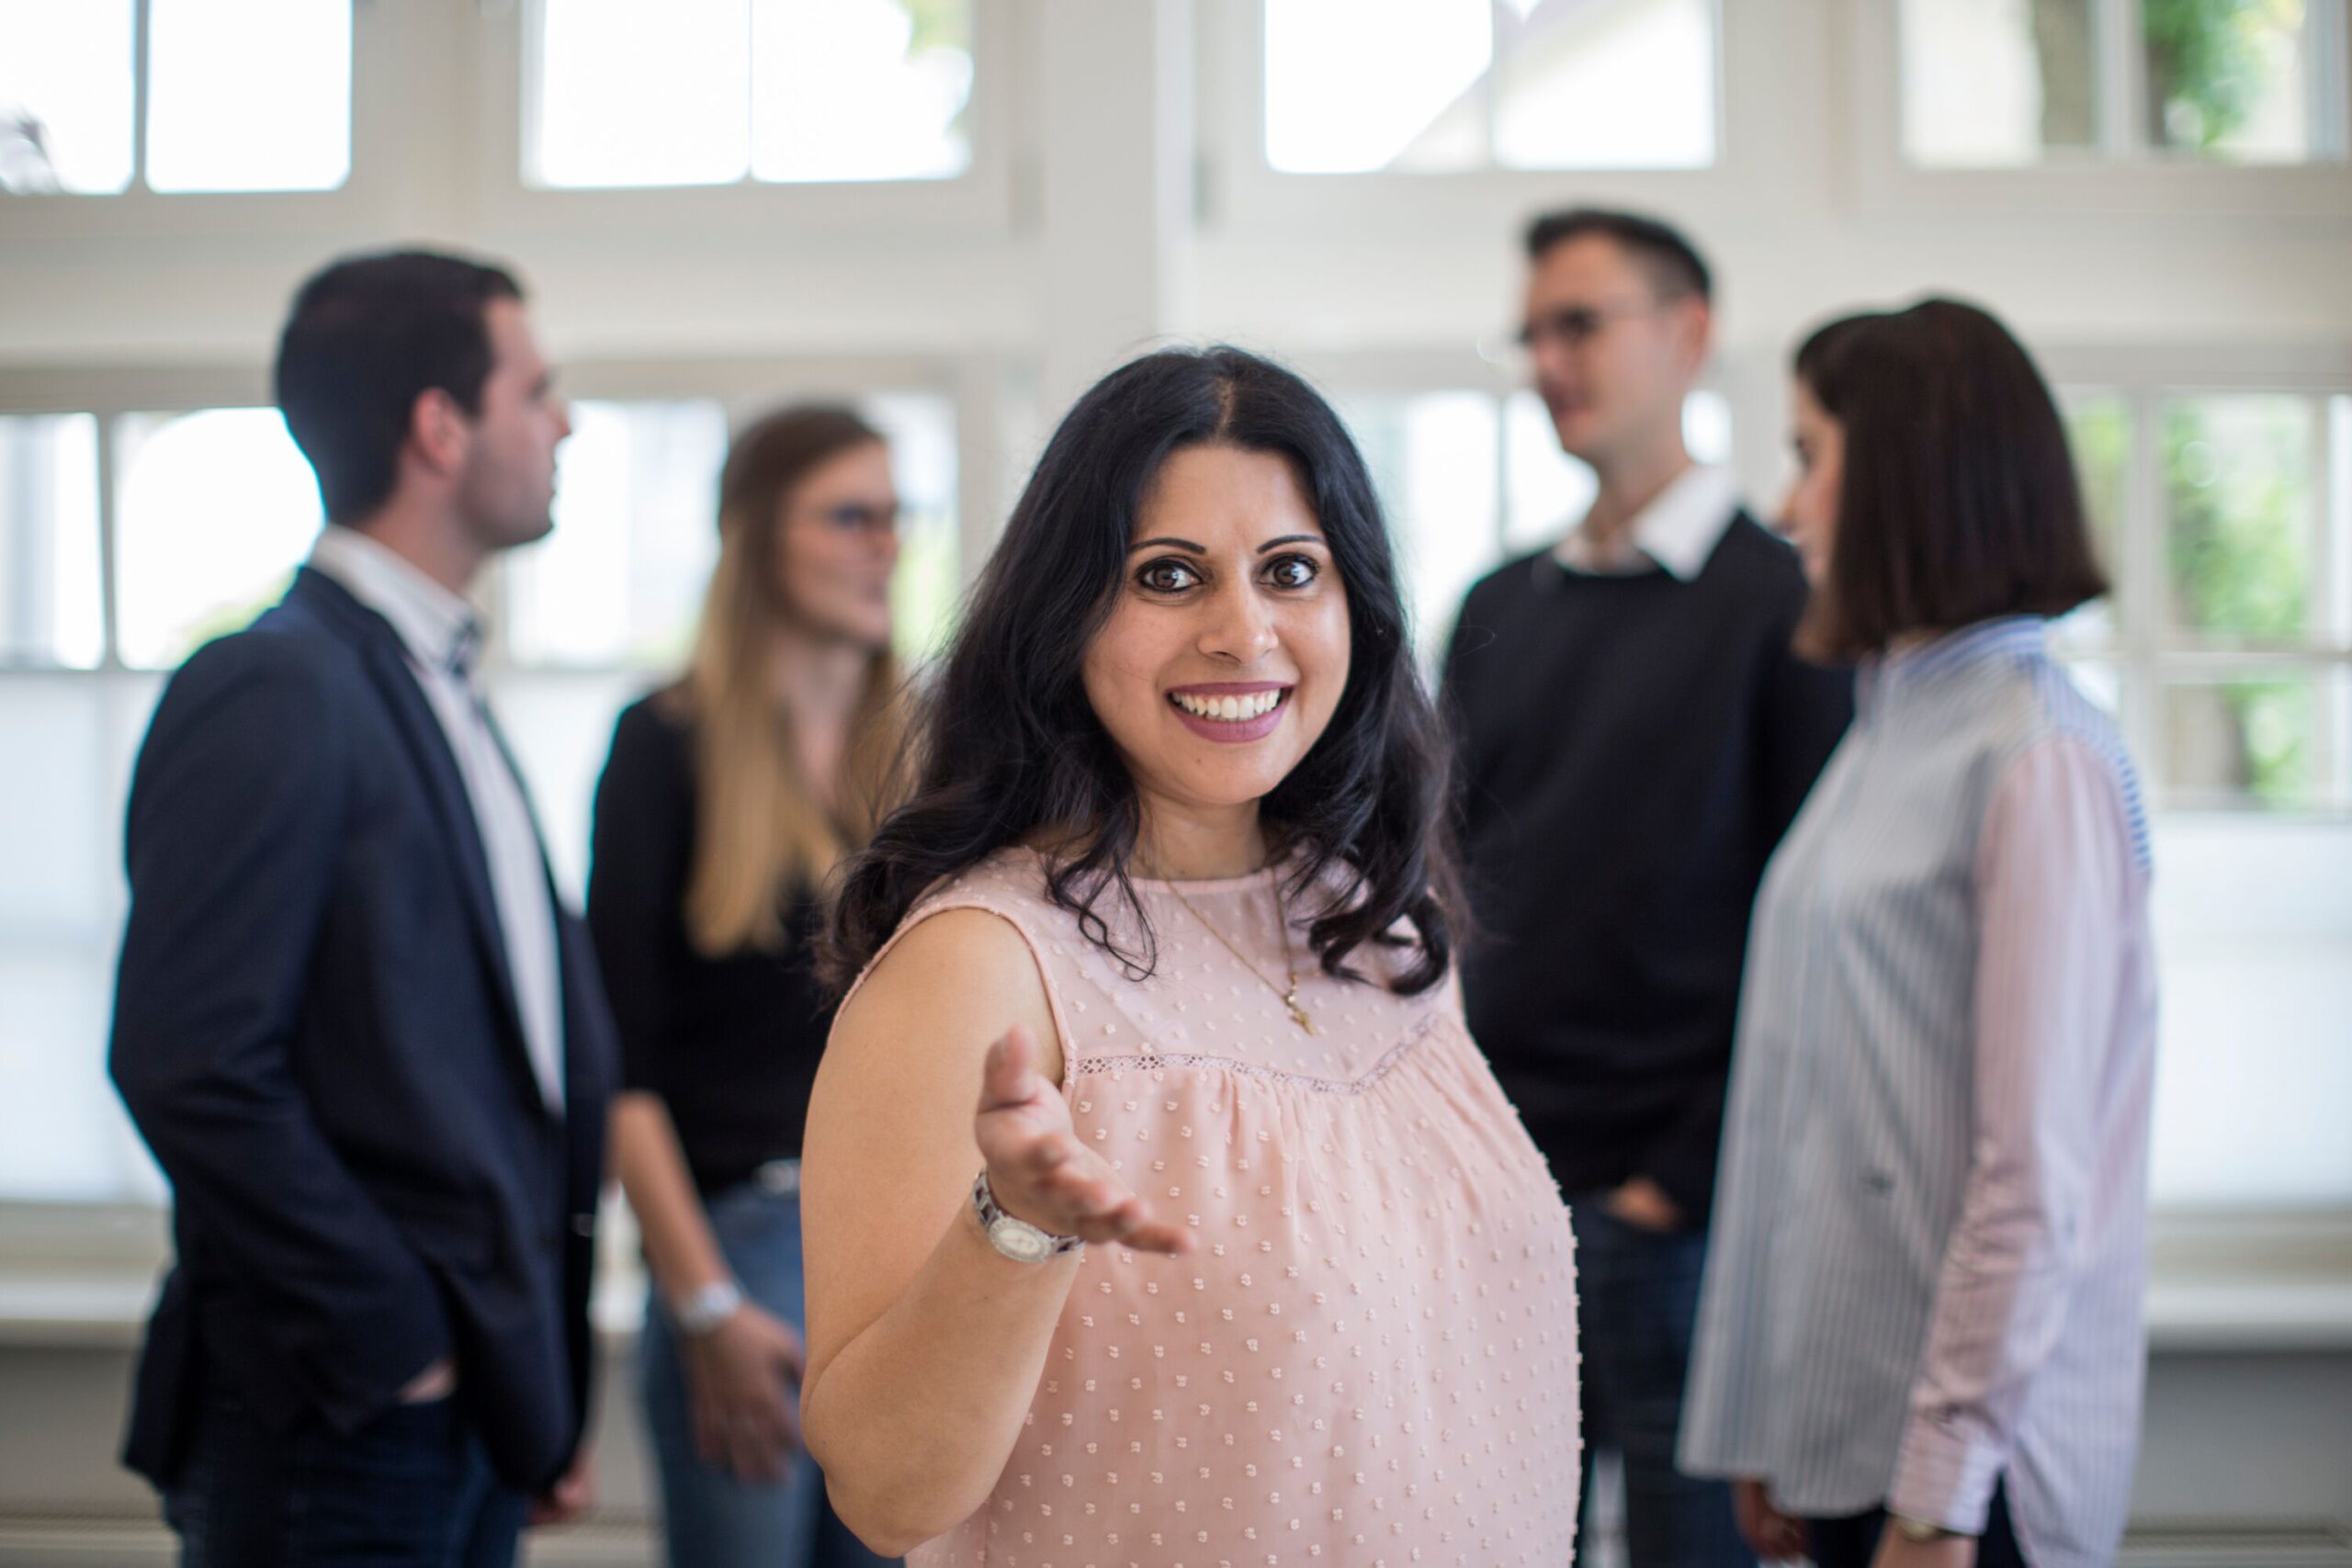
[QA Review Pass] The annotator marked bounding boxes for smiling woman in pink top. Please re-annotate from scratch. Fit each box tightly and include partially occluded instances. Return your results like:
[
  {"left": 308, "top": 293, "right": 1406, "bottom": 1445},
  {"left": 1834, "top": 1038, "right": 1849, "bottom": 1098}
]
[{"left": 798, "top": 346, "right": 1581, "bottom": 1566}]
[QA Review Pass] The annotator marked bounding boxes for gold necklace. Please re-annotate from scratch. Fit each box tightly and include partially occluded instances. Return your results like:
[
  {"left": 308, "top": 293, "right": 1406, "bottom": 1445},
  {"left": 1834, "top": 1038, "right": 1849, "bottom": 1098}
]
[{"left": 1153, "top": 866, "right": 1315, "bottom": 1034}]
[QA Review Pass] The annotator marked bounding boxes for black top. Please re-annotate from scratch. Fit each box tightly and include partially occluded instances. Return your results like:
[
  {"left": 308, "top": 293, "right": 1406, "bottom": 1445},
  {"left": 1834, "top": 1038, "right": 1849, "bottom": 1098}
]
[
  {"left": 586, "top": 693, "right": 836, "bottom": 1196},
  {"left": 1440, "top": 513, "right": 1852, "bottom": 1222}
]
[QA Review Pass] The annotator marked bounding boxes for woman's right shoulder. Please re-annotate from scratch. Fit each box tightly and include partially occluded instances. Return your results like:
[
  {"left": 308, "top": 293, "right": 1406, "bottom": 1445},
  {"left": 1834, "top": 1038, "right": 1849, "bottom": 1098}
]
[
  {"left": 834, "top": 849, "right": 1061, "bottom": 1043},
  {"left": 830, "top": 896, "right": 1063, "bottom": 1086}
]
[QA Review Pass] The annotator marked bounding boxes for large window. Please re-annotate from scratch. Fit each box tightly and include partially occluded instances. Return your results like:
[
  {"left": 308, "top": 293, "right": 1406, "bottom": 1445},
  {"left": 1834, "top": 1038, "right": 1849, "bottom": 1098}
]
[
  {"left": 0, "top": 0, "right": 352, "bottom": 196},
  {"left": 1324, "top": 366, "right": 2352, "bottom": 1211},
  {"left": 1337, "top": 385, "right": 1731, "bottom": 667},
  {"left": 1263, "top": 0, "right": 1717, "bottom": 174},
  {"left": 0, "top": 385, "right": 960, "bottom": 1203},
  {"left": 526, "top": 0, "right": 976, "bottom": 188},
  {"left": 1900, "top": 0, "right": 2351, "bottom": 167},
  {"left": 2050, "top": 382, "right": 2352, "bottom": 1206}
]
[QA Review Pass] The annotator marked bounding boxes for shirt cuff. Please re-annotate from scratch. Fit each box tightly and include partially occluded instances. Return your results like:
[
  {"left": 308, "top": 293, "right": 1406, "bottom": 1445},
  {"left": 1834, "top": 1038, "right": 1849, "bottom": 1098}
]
[{"left": 1887, "top": 1405, "right": 2006, "bottom": 1535}]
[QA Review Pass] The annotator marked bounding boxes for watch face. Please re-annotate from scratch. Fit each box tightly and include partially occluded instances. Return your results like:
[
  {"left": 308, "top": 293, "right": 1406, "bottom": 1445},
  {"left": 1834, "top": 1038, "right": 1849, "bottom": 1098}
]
[{"left": 989, "top": 1216, "right": 1054, "bottom": 1264}]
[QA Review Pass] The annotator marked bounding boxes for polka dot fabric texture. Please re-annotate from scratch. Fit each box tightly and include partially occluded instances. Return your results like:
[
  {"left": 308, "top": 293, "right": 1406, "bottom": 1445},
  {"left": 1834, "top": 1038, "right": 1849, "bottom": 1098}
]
[{"left": 880, "top": 849, "right": 1580, "bottom": 1566}]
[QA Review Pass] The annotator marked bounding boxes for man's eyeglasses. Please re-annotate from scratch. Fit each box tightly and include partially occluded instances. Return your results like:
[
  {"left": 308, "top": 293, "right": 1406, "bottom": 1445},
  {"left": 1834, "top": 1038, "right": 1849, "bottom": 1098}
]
[{"left": 1516, "top": 299, "right": 1679, "bottom": 352}]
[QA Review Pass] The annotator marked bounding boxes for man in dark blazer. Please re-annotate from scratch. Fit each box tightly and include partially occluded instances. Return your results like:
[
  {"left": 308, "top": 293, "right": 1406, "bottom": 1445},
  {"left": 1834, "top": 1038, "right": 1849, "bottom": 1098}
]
[{"left": 110, "top": 250, "right": 618, "bottom": 1566}]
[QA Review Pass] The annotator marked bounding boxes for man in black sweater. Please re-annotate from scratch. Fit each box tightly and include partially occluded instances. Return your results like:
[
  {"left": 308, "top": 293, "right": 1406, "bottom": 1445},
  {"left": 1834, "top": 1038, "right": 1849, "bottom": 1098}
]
[{"left": 1442, "top": 210, "right": 1852, "bottom": 1568}]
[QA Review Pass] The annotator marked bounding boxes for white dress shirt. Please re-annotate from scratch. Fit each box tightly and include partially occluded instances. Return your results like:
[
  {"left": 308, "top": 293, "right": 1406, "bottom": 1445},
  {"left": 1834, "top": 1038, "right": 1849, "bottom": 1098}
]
[
  {"left": 1554, "top": 461, "right": 1740, "bottom": 580},
  {"left": 309, "top": 525, "right": 567, "bottom": 1112}
]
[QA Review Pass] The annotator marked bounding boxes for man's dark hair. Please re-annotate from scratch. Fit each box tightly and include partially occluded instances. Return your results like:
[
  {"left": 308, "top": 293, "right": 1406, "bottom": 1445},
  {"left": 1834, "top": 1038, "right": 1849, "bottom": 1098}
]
[
  {"left": 1793, "top": 298, "right": 2108, "bottom": 662},
  {"left": 1523, "top": 207, "right": 1712, "bottom": 303},
  {"left": 273, "top": 250, "right": 525, "bottom": 525}
]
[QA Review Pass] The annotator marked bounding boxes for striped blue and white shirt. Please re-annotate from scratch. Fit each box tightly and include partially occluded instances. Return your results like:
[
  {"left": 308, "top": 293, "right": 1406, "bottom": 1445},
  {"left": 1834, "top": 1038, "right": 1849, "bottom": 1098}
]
[{"left": 1679, "top": 616, "right": 2157, "bottom": 1568}]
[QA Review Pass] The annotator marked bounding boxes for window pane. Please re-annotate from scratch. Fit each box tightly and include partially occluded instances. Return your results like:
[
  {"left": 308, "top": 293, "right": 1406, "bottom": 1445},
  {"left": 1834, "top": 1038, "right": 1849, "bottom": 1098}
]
[
  {"left": 0, "top": 414, "right": 103, "bottom": 668},
  {"left": 1265, "top": 0, "right": 1491, "bottom": 174},
  {"left": 531, "top": 0, "right": 751, "bottom": 188},
  {"left": 0, "top": 0, "right": 134, "bottom": 194},
  {"left": 1339, "top": 392, "right": 1500, "bottom": 670},
  {"left": 1900, "top": 0, "right": 2098, "bottom": 166},
  {"left": 2162, "top": 394, "right": 2315, "bottom": 642},
  {"left": 863, "top": 391, "right": 961, "bottom": 663},
  {"left": 2332, "top": 394, "right": 2352, "bottom": 642},
  {"left": 1494, "top": 0, "right": 1715, "bottom": 170},
  {"left": 752, "top": 0, "right": 973, "bottom": 183},
  {"left": 0, "top": 682, "right": 110, "bottom": 931},
  {"left": 2145, "top": 0, "right": 2318, "bottom": 161},
  {"left": 2057, "top": 390, "right": 2131, "bottom": 649},
  {"left": 1503, "top": 390, "right": 1597, "bottom": 554},
  {"left": 489, "top": 671, "right": 641, "bottom": 908},
  {"left": 2148, "top": 817, "right": 2352, "bottom": 1205},
  {"left": 505, "top": 400, "right": 729, "bottom": 669},
  {"left": 2161, "top": 673, "right": 2333, "bottom": 810},
  {"left": 115, "top": 410, "right": 321, "bottom": 670},
  {"left": 0, "top": 943, "right": 149, "bottom": 1201},
  {"left": 145, "top": 0, "right": 349, "bottom": 193},
  {"left": 1683, "top": 387, "right": 1733, "bottom": 467},
  {"left": 1502, "top": 389, "right": 1730, "bottom": 554}
]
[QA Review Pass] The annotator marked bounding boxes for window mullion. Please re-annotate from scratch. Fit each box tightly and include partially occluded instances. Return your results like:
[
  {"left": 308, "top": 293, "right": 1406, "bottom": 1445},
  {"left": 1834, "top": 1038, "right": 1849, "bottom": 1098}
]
[
  {"left": 1485, "top": 0, "right": 1507, "bottom": 169},
  {"left": 130, "top": 0, "right": 153, "bottom": 193},
  {"left": 2314, "top": 0, "right": 2352, "bottom": 159},
  {"left": 741, "top": 0, "right": 759, "bottom": 187},
  {"left": 2315, "top": 391, "right": 2346, "bottom": 808},
  {"left": 2125, "top": 384, "right": 2164, "bottom": 784},
  {"left": 2096, "top": 0, "right": 2143, "bottom": 159},
  {"left": 94, "top": 412, "right": 125, "bottom": 674}
]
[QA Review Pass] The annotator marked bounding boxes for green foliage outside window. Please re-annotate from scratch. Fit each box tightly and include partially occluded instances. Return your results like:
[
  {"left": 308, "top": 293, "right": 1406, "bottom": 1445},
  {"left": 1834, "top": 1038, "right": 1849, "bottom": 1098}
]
[{"left": 2143, "top": 0, "right": 2306, "bottom": 150}]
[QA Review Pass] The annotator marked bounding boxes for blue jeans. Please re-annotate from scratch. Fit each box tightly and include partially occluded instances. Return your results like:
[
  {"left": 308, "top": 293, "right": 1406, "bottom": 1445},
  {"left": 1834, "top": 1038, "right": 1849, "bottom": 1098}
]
[
  {"left": 639, "top": 1175, "right": 898, "bottom": 1568},
  {"left": 164, "top": 1373, "right": 525, "bottom": 1568},
  {"left": 1572, "top": 1199, "right": 1751, "bottom": 1568}
]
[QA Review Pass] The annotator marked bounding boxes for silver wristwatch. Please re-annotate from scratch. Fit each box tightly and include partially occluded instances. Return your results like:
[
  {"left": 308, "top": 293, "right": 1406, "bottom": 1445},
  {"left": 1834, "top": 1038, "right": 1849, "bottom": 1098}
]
[
  {"left": 971, "top": 1171, "right": 1084, "bottom": 1263},
  {"left": 673, "top": 1279, "right": 744, "bottom": 1337}
]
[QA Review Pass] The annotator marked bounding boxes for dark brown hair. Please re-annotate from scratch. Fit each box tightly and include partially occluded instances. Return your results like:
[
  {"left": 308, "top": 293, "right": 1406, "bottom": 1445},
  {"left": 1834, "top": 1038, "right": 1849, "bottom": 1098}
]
[
  {"left": 275, "top": 250, "right": 523, "bottom": 525},
  {"left": 822, "top": 346, "right": 1462, "bottom": 998},
  {"left": 1792, "top": 298, "right": 2107, "bottom": 662},
  {"left": 1524, "top": 207, "right": 1711, "bottom": 303}
]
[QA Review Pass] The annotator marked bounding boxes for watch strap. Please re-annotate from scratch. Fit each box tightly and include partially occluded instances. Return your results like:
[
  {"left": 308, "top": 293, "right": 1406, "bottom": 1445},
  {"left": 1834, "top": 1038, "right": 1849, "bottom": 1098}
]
[
  {"left": 972, "top": 1170, "right": 1084, "bottom": 1260},
  {"left": 673, "top": 1278, "right": 744, "bottom": 1337}
]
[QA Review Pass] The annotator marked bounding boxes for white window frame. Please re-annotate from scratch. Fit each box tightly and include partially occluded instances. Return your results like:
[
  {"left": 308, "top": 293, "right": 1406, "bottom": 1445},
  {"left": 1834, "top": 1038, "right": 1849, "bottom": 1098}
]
[
  {"left": 2035, "top": 340, "right": 2352, "bottom": 816},
  {"left": 0, "top": 349, "right": 1023, "bottom": 1262},
  {"left": 469, "top": 0, "right": 1021, "bottom": 244},
  {"left": 1196, "top": 0, "right": 1775, "bottom": 240},
  {"left": 2, "top": 0, "right": 390, "bottom": 244},
  {"left": 1849, "top": 0, "right": 2352, "bottom": 219},
  {"left": 2, "top": 0, "right": 1022, "bottom": 247}
]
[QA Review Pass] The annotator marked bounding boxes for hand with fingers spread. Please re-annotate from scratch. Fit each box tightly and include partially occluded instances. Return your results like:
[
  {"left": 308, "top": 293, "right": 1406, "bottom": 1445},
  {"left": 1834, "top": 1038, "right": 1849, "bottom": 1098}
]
[
  {"left": 973, "top": 1025, "right": 1193, "bottom": 1257},
  {"left": 681, "top": 1302, "right": 807, "bottom": 1483}
]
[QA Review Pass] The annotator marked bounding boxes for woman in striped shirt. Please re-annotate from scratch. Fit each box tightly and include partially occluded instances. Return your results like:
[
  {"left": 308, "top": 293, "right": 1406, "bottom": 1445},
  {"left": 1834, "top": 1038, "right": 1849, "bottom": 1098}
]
[{"left": 1679, "top": 299, "right": 2157, "bottom": 1568}]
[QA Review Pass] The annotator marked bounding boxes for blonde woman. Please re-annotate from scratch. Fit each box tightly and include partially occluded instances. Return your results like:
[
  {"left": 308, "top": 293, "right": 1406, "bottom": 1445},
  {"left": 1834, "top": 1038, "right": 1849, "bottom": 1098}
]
[{"left": 587, "top": 406, "right": 905, "bottom": 1567}]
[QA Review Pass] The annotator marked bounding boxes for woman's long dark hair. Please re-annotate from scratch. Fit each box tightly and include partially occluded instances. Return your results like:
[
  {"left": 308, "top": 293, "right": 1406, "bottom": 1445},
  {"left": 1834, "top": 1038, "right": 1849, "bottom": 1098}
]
[{"left": 821, "top": 345, "right": 1462, "bottom": 997}]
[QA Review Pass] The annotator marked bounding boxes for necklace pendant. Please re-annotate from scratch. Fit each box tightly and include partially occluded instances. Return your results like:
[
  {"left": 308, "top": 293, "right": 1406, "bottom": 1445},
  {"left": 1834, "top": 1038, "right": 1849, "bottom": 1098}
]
[{"left": 1283, "top": 984, "right": 1314, "bottom": 1034}]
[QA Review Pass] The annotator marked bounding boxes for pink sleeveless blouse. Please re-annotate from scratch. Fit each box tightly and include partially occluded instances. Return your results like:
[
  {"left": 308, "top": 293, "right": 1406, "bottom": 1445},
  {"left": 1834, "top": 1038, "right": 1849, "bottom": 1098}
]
[{"left": 868, "top": 848, "right": 1580, "bottom": 1567}]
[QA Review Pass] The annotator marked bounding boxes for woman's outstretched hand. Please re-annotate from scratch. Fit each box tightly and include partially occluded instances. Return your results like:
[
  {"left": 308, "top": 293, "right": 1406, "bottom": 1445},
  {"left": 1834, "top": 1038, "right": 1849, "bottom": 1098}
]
[{"left": 973, "top": 1025, "right": 1193, "bottom": 1256}]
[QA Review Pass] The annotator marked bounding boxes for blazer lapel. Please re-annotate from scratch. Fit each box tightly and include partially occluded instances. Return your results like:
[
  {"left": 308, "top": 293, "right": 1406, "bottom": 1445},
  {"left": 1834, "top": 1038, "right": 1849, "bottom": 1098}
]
[{"left": 290, "top": 569, "right": 550, "bottom": 1118}]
